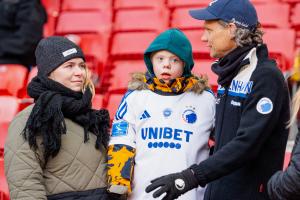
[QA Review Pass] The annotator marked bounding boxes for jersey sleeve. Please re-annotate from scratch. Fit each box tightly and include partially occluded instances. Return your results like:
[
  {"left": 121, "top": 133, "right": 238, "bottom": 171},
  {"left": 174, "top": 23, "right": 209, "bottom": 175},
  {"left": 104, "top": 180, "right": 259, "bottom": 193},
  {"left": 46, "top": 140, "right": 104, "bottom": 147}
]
[{"left": 107, "top": 91, "right": 137, "bottom": 194}]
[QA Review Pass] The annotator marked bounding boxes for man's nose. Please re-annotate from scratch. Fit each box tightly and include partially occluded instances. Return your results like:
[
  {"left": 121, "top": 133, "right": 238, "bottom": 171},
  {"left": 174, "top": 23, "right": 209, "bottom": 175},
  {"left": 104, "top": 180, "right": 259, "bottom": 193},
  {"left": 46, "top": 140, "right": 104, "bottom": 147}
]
[{"left": 201, "top": 32, "right": 208, "bottom": 42}]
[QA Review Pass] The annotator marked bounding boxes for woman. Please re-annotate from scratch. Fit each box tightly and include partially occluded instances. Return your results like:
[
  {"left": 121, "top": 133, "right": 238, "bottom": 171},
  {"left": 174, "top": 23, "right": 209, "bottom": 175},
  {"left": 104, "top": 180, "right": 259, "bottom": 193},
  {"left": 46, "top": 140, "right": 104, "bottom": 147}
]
[
  {"left": 267, "top": 88, "right": 300, "bottom": 200},
  {"left": 4, "top": 36, "right": 110, "bottom": 200}
]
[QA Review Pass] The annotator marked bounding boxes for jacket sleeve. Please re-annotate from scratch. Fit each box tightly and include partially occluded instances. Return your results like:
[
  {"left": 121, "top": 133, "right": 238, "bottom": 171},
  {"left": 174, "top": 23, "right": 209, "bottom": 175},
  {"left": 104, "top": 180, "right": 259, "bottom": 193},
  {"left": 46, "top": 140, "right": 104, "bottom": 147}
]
[
  {"left": 4, "top": 116, "right": 47, "bottom": 199},
  {"left": 191, "top": 66, "right": 289, "bottom": 186},
  {"left": 107, "top": 91, "right": 136, "bottom": 194},
  {"left": 267, "top": 132, "right": 300, "bottom": 200},
  {"left": 0, "top": 0, "right": 46, "bottom": 56}
]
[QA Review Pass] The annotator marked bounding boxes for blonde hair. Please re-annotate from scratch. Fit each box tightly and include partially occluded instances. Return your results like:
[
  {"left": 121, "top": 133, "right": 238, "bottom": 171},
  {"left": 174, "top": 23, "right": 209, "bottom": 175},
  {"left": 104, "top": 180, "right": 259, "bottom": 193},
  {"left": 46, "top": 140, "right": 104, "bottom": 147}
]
[
  {"left": 82, "top": 67, "right": 95, "bottom": 97},
  {"left": 289, "top": 89, "right": 300, "bottom": 127}
]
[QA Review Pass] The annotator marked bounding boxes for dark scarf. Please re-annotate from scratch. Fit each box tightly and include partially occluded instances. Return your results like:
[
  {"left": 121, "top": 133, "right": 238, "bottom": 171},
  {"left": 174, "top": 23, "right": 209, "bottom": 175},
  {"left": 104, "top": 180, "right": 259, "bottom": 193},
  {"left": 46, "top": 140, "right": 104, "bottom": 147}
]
[
  {"left": 144, "top": 72, "right": 200, "bottom": 95},
  {"left": 212, "top": 44, "right": 256, "bottom": 87},
  {"left": 23, "top": 76, "right": 110, "bottom": 164}
]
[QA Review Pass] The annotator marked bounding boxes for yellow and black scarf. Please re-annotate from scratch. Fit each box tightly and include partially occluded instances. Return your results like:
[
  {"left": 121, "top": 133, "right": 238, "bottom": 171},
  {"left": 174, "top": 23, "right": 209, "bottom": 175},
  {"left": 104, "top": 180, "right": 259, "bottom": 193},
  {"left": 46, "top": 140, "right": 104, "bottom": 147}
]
[{"left": 144, "top": 72, "right": 200, "bottom": 95}]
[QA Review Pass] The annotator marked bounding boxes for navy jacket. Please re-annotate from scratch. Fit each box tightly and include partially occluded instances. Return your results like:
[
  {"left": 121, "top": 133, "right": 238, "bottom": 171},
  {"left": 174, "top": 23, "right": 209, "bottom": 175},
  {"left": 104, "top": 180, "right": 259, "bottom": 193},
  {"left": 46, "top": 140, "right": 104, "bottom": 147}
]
[{"left": 191, "top": 45, "right": 290, "bottom": 200}]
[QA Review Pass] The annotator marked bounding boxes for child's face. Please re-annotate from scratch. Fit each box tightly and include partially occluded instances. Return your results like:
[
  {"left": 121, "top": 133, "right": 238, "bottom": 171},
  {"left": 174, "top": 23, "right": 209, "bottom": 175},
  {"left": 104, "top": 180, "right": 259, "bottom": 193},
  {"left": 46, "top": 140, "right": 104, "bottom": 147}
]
[{"left": 151, "top": 50, "right": 184, "bottom": 84}]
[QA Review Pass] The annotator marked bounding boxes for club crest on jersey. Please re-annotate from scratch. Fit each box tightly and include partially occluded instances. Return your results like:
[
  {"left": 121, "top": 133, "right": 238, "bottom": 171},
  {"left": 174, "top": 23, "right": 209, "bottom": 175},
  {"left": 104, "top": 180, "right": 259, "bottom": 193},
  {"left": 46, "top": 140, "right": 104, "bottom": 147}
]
[
  {"left": 182, "top": 107, "right": 197, "bottom": 124},
  {"left": 163, "top": 108, "right": 172, "bottom": 118},
  {"left": 256, "top": 97, "right": 273, "bottom": 114}
]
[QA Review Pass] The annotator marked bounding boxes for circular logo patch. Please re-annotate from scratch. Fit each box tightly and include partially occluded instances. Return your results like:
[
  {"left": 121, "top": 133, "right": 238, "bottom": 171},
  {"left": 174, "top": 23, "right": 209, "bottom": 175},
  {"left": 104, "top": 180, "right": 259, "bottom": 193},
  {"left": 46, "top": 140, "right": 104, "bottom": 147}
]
[
  {"left": 182, "top": 109, "right": 197, "bottom": 124},
  {"left": 175, "top": 179, "right": 185, "bottom": 190},
  {"left": 256, "top": 97, "right": 273, "bottom": 114},
  {"left": 163, "top": 108, "right": 172, "bottom": 118}
]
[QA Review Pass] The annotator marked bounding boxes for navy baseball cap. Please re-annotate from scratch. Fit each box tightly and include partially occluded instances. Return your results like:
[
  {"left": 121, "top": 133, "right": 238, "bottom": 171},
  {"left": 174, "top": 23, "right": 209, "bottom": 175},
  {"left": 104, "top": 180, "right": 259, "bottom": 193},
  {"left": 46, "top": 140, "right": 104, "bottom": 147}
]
[{"left": 189, "top": 0, "right": 258, "bottom": 30}]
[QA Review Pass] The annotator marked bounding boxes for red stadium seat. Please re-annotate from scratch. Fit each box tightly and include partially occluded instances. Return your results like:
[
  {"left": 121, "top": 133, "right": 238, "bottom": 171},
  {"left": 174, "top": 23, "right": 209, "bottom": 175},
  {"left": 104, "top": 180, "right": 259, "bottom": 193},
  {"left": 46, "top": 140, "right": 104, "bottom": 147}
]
[
  {"left": 0, "top": 96, "right": 19, "bottom": 123},
  {"left": 27, "top": 67, "right": 38, "bottom": 85},
  {"left": 114, "top": 0, "right": 165, "bottom": 10},
  {"left": 0, "top": 122, "right": 9, "bottom": 157},
  {"left": 263, "top": 28, "right": 296, "bottom": 71},
  {"left": 291, "top": 3, "right": 300, "bottom": 28},
  {"left": 183, "top": 30, "right": 211, "bottom": 59},
  {"left": 281, "top": 0, "right": 300, "bottom": 3},
  {"left": 41, "top": 0, "right": 61, "bottom": 36},
  {"left": 56, "top": 11, "right": 112, "bottom": 34},
  {"left": 171, "top": 8, "right": 204, "bottom": 30},
  {"left": 104, "top": 93, "right": 126, "bottom": 119},
  {"left": 0, "top": 158, "right": 9, "bottom": 200},
  {"left": 17, "top": 67, "right": 36, "bottom": 108},
  {"left": 168, "top": 0, "right": 210, "bottom": 8},
  {"left": 193, "top": 59, "right": 218, "bottom": 92},
  {"left": 109, "top": 60, "right": 145, "bottom": 90},
  {"left": 111, "top": 32, "right": 158, "bottom": 59},
  {"left": 114, "top": 9, "right": 169, "bottom": 32},
  {"left": 250, "top": 0, "right": 279, "bottom": 4},
  {"left": 0, "top": 96, "right": 19, "bottom": 159},
  {"left": 0, "top": 64, "right": 28, "bottom": 96},
  {"left": 65, "top": 33, "right": 109, "bottom": 82},
  {"left": 92, "top": 94, "right": 104, "bottom": 110},
  {"left": 255, "top": 3, "right": 290, "bottom": 28},
  {"left": 62, "top": 0, "right": 112, "bottom": 11}
]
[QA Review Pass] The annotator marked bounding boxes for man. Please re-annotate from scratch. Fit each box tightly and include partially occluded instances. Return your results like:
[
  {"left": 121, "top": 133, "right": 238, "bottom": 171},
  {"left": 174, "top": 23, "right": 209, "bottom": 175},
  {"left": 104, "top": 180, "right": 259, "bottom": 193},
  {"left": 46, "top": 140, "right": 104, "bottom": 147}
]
[{"left": 145, "top": 0, "right": 290, "bottom": 199}]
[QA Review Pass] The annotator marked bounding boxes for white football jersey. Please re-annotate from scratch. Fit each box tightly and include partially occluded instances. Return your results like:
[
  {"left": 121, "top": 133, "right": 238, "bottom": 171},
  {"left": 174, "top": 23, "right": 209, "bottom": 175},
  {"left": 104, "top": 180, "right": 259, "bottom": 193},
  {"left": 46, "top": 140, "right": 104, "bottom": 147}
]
[{"left": 109, "top": 89, "right": 215, "bottom": 200}]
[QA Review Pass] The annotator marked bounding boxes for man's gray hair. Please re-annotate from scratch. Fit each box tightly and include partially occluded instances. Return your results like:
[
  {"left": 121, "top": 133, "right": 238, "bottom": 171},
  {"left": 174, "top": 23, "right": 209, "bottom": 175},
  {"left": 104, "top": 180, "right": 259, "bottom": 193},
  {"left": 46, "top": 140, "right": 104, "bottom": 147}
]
[{"left": 219, "top": 20, "right": 264, "bottom": 47}]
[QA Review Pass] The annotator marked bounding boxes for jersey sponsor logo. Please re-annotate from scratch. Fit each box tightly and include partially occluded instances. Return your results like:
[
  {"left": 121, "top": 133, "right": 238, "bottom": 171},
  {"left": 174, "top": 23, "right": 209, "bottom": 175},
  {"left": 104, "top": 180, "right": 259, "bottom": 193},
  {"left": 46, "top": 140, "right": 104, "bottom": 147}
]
[
  {"left": 229, "top": 80, "right": 253, "bottom": 97},
  {"left": 256, "top": 97, "right": 273, "bottom": 114},
  {"left": 140, "top": 110, "right": 151, "bottom": 120},
  {"left": 217, "top": 80, "right": 253, "bottom": 98},
  {"left": 163, "top": 108, "right": 172, "bottom": 118},
  {"left": 182, "top": 108, "right": 197, "bottom": 124},
  {"left": 141, "top": 127, "right": 193, "bottom": 149},
  {"left": 111, "top": 121, "right": 129, "bottom": 137}
]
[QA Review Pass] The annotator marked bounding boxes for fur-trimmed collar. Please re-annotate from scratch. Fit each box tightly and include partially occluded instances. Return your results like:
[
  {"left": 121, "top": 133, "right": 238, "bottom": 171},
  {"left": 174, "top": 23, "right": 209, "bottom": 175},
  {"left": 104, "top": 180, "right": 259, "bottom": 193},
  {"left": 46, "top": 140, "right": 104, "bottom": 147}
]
[{"left": 128, "top": 72, "right": 210, "bottom": 95}]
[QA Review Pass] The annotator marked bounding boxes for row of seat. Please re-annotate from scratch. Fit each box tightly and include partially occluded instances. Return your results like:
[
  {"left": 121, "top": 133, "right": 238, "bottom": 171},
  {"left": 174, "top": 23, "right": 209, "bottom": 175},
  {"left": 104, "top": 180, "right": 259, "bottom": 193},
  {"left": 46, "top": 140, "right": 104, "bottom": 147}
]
[{"left": 40, "top": 0, "right": 300, "bottom": 88}]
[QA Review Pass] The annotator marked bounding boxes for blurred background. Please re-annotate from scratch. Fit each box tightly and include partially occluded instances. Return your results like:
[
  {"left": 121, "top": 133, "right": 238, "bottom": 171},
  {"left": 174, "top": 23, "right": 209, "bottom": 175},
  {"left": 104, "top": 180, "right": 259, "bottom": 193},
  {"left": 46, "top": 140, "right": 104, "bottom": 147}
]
[{"left": 1, "top": 0, "right": 300, "bottom": 199}]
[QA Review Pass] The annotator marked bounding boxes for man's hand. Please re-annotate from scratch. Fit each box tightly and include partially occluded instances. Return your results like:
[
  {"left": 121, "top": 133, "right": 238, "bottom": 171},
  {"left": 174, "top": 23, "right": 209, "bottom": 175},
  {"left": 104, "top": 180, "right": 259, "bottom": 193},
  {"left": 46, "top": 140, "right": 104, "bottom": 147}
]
[{"left": 145, "top": 168, "right": 199, "bottom": 200}]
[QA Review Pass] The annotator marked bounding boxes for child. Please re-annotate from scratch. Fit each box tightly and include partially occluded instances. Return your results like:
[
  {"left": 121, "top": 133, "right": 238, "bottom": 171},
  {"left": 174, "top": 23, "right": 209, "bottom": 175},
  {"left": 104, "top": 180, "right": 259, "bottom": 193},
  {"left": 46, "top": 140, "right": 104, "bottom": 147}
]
[{"left": 107, "top": 28, "right": 215, "bottom": 200}]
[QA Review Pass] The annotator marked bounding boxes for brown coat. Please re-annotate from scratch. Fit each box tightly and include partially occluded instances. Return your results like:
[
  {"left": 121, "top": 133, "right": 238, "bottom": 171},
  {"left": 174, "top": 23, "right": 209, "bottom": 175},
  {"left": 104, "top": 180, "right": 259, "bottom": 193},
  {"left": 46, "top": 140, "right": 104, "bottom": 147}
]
[{"left": 4, "top": 105, "right": 107, "bottom": 200}]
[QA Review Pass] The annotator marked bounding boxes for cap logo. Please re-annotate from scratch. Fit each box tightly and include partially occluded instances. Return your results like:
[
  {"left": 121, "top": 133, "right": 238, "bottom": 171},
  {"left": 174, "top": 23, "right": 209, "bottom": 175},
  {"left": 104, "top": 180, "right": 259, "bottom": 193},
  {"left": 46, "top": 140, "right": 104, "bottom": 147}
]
[
  {"left": 62, "top": 48, "right": 77, "bottom": 57},
  {"left": 231, "top": 18, "right": 249, "bottom": 28},
  {"left": 209, "top": 0, "right": 218, "bottom": 6}
]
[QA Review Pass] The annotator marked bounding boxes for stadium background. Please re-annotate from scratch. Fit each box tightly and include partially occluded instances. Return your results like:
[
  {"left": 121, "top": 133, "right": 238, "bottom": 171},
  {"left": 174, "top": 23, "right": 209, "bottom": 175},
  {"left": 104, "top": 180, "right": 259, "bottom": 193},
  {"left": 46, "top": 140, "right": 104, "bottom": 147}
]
[{"left": 1, "top": 0, "right": 300, "bottom": 199}]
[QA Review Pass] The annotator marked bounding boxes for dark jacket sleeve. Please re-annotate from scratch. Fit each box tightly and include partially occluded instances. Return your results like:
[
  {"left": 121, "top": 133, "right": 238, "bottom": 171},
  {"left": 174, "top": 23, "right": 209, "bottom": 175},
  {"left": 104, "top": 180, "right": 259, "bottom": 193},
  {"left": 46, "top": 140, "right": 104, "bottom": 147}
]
[
  {"left": 191, "top": 65, "right": 288, "bottom": 186},
  {"left": 267, "top": 132, "right": 300, "bottom": 200},
  {"left": 0, "top": 0, "right": 46, "bottom": 56}
]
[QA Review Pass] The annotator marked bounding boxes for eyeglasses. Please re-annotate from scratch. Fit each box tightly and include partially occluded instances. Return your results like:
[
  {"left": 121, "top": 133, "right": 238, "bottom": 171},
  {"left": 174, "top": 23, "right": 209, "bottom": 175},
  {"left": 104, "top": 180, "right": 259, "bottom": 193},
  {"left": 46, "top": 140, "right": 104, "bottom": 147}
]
[{"left": 152, "top": 55, "right": 184, "bottom": 67}]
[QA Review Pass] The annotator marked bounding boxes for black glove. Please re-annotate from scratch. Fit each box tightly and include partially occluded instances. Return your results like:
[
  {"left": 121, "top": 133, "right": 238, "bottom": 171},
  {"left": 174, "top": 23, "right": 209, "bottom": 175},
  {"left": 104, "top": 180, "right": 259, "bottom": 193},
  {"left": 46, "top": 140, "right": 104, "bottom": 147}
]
[
  {"left": 107, "top": 192, "right": 127, "bottom": 200},
  {"left": 145, "top": 168, "right": 199, "bottom": 200}
]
